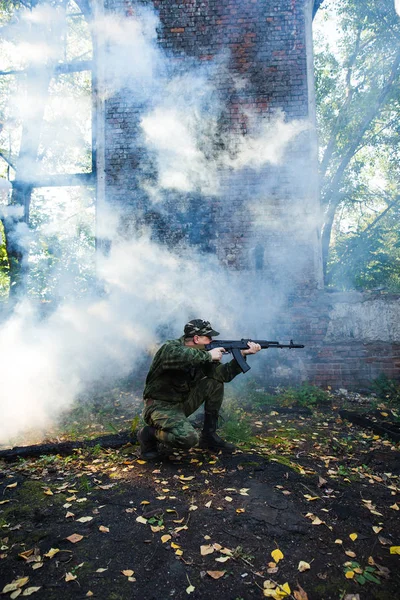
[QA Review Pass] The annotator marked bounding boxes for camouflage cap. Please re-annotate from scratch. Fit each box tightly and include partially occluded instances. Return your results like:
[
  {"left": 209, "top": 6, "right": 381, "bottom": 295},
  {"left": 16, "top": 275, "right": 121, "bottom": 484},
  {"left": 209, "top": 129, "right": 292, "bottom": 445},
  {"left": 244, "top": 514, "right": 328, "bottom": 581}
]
[{"left": 184, "top": 319, "right": 220, "bottom": 338}]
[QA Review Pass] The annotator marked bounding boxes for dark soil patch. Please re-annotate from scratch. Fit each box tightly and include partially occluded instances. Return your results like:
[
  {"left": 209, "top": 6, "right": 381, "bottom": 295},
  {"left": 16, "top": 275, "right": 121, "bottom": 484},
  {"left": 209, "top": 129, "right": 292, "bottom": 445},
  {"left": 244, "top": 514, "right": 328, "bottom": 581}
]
[{"left": 1, "top": 406, "right": 399, "bottom": 600}]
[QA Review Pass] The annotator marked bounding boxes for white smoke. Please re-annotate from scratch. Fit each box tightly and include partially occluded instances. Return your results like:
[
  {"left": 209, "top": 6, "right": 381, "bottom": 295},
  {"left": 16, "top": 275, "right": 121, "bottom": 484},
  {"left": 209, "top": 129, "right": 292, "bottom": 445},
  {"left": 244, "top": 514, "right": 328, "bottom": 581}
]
[{"left": 0, "top": 3, "right": 316, "bottom": 444}]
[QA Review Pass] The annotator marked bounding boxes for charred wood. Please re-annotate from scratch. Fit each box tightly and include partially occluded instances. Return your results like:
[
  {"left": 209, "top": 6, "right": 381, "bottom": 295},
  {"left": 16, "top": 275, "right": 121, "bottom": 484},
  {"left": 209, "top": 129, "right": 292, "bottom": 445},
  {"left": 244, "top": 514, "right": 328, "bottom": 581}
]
[
  {"left": 0, "top": 431, "right": 136, "bottom": 462},
  {"left": 339, "top": 410, "right": 400, "bottom": 443}
]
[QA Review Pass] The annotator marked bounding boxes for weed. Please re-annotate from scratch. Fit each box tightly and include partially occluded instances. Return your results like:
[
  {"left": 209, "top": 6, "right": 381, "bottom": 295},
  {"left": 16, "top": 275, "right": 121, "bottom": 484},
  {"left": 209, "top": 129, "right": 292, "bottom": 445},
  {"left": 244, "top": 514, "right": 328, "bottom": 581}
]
[
  {"left": 220, "top": 407, "right": 254, "bottom": 445},
  {"left": 371, "top": 374, "right": 400, "bottom": 405}
]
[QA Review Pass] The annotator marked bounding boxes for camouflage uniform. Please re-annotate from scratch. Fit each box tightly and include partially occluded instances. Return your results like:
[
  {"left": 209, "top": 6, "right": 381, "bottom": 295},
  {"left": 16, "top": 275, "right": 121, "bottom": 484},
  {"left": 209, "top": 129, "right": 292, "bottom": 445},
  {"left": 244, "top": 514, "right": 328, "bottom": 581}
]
[{"left": 143, "top": 336, "right": 243, "bottom": 449}]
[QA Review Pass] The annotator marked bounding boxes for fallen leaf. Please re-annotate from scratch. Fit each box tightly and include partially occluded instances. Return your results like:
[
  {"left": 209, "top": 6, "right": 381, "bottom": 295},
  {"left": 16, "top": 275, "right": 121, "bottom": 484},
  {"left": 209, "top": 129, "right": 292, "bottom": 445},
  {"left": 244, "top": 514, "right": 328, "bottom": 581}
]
[
  {"left": 372, "top": 526, "right": 382, "bottom": 534},
  {"left": 271, "top": 548, "right": 284, "bottom": 564},
  {"left": 21, "top": 588, "right": 41, "bottom": 596},
  {"left": 31, "top": 563, "right": 43, "bottom": 571},
  {"left": 311, "top": 517, "right": 323, "bottom": 525},
  {"left": 135, "top": 516, "right": 147, "bottom": 525},
  {"left": 161, "top": 535, "right": 171, "bottom": 543},
  {"left": 65, "top": 573, "right": 77, "bottom": 582},
  {"left": 86, "top": 592, "right": 94, "bottom": 597},
  {"left": 18, "top": 550, "right": 34, "bottom": 560},
  {"left": 207, "top": 571, "right": 225, "bottom": 579},
  {"left": 345, "top": 571, "right": 355, "bottom": 579},
  {"left": 43, "top": 489, "right": 53, "bottom": 496},
  {"left": 65, "top": 512, "right": 75, "bottom": 519},
  {"left": 96, "top": 568, "right": 107, "bottom": 573},
  {"left": 390, "top": 503, "right": 399, "bottom": 511},
  {"left": 345, "top": 550, "right": 356, "bottom": 558},
  {"left": 201, "top": 544, "right": 215, "bottom": 556},
  {"left": 140, "top": 501, "right": 150, "bottom": 505},
  {"left": 44, "top": 548, "right": 59, "bottom": 559},
  {"left": 6, "top": 482, "right": 18, "bottom": 489},
  {"left": 390, "top": 546, "right": 400, "bottom": 554},
  {"left": 121, "top": 570, "right": 134, "bottom": 577},
  {"left": 99, "top": 526, "right": 109, "bottom": 533},
  {"left": 236, "top": 508, "right": 245, "bottom": 514},
  {"left": 136, "top": 460, "right": 146, "bottom": 464},
  {"left": 349, "top": 533, "right": 358, "bottom": 541},
  {"left": 215, "top": 556, "right": 230, "bottom": 563},
  {"left": 205, "top": 501, "right": 212, "bottom": 508},
  {"left": 76, "top": 516, "right": 93, "bottom": 523},
  {"left": 66, "top": 534, "right": 83, "bottom": 544},
  {"left": 179, "top": 476, "right": 195, "bottom": 481},
  {"left": 334, "top": 539, "right": 343, "bottom": 544},
  {"left": 186, "top": 584, "right": 195, "bottom": 594},
  {"left": 298, "top": 561, "right": 310, "bottom": 572},
  {"left": 2, "top": 577, "right": 29, "bottom": 594},
  {"left": 294, "top": 584, "right": 309, "bottom": 600},
  {"left": 171, "top": 542, "right": 181, "bottom": 549},
  {"left": 224, "top": 496, "right": 233, "bottom": 502}
]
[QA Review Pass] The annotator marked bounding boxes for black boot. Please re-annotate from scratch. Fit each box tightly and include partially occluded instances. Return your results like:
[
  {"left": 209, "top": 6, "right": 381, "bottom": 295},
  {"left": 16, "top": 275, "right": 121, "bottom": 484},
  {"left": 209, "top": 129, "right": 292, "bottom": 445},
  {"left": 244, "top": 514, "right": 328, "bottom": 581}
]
[
  {"left": 199, "top": 411, "right": 236, "bottom": 452},
  {"left": 138, "top": 426, "right": 160, "bottom": 460}
]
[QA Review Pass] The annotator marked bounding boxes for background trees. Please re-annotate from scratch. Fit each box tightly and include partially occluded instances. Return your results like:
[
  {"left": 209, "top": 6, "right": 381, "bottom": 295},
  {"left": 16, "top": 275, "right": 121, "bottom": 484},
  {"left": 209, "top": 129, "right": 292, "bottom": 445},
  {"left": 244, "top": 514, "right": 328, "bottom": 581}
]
[{"left": 314, "top": 0, "right": 400, "bottom": 290}]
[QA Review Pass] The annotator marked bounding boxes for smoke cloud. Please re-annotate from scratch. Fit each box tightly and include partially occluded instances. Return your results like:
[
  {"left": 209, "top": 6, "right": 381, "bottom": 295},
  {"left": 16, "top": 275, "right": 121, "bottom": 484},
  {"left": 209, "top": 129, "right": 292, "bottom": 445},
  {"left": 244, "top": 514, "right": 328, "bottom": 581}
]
[{"left": 0, "top": 3, "right": 316, "bottom": 445}]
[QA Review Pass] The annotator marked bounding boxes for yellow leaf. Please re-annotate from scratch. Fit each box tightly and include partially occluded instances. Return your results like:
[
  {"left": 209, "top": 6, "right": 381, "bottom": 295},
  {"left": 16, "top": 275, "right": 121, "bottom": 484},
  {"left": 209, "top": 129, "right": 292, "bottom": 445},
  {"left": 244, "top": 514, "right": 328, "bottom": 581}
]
[
  {"left": 390, "top": 546, "right": 400, "bottom": 554},
  {"left": 390, "top": 503, "right": 399, "bottom": 511},
  {"left": 215, "top": 556, "right": 230, "bottom": 563},
  {"left": 311, "top": 517, "right": 323, "bottom": 526},
  {"left": 43, "top": 489, "right": 53, "bottom": 496},
  {"left": 236, "top": 508, "right": 245, "bottom": 514},
  {"left": 281, "top": 583, "right": 291, "bottom": 596},
  {"left": 205, "top": 501, "right": 212, "bottom": 508},
  {"left": 18, "top": 550, "right": 34, "bottom": 560},
  {"left": 186, "top": 584, "right": 195, "bottom": 594},
  {"left": 189, "top": 505, "right": 198, "bottom": 511},
  {"left": 345, "top": 550, "right": 356, "bottom": 558},
  {"left": 31, "top": 563, "right": 43, "bottom": 571},
  {"left": 298, "top": 561, "right": 310, "bottom": 572},
  {"left": 65, "top": 573, "right": 77, "bottom": 582},
  {"left": 175, "top": 549, "right": 183, "bottom": 556},
  {"left": 136, "top": 460, "right": 146, "bottom": 464},
  {"left": 6, "top": 482, "right": 18, "bottom": 489},
  {"left": 44, "top": 548, "right": 59, "bottom": 559},
  {"left": 140, "top": 501, "right": 150, "bottom": 505},
  {"left": 161, "top": 535, "right": 171, "bottom": 543},
  {"left": 271, "top": 549, "right": 284, "bottom": 564},
  {"left": 171, "top": 543, "right": 181, "bottom": 549},
  {"left": 207, "top": 571, "right": 225, "bottom": 579},
  {"left": 150, "top": 525, "right": 162, "bottom": 533},
  {"left": 224, "top": 496, "right": 233, "bottom": 502},
  {"left": 86, "top": 592, "right": 94, "bottom": 597},
  {"left": 304, "top": 495, "right": 319, "bottom": 501},
  {"left": 135, "top": 516, "right": 147, "bottom": 524},
  {"left": 96, "top": 568, "right": 108, "bottom": 573},
  {"left": 372, "top": 527, "right": 382, "bottom": 534},
  {"left": 334, "top": 539, "right": 343, "bottom": 544},
  {"left": 10, "top": 591, "right": 22, "bottom": 600},
  {"left": 179, "top": 476, "right": 195, "bottom": 481},
  {"left": 0, "top": 500, "right": 10, "bottom": 505},
  {"left": 121, "top": 570, "right": 134, "bottom": 577},
  {"left": 65, "top": 512, "right": 75, "bottom": 519},
  {"left": 99, "top": 526, "right": 109, "bottom": 533},
  {"left": 345, "top": 571, "right": 355, "bottom": 579},
  {"left": 349, "top": 533, "right": 358, "bottom": 541}
]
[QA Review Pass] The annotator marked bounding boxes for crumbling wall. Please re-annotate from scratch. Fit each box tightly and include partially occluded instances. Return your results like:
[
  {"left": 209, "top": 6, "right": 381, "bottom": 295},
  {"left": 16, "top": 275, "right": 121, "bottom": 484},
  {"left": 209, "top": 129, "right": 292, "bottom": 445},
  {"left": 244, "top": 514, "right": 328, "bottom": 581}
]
[{"left": 103, "top": 0, "right": 322, "bottom": 289}]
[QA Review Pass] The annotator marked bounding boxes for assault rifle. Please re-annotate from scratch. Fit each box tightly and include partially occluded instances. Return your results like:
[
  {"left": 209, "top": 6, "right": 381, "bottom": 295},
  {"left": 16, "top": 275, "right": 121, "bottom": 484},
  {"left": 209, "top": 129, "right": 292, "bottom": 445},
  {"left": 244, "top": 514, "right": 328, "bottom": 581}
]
[{"left": 204, "top": 339, "right": 305, "bottom": 373}]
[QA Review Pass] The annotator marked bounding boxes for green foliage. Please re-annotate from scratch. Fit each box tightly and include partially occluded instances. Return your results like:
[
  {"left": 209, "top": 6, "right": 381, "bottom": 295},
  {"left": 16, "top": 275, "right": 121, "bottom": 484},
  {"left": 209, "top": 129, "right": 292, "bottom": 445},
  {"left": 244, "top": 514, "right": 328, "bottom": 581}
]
[
  {"left": 371, "top": 373, "right": 400, "bottom": 405},
  {"left": 246, "top": 382, "right": 331, "bottom": 409},
  {"left": 314, "top": 0, "right": 400, "bottom": 287},
  {"left": 220, "top": 406, "right": 254, "bottom": 445}
]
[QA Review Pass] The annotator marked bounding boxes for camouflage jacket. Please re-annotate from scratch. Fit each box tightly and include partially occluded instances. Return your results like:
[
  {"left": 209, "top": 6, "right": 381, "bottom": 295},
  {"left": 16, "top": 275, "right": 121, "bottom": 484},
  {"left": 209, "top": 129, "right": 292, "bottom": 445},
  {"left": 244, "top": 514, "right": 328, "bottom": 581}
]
[{"left": 143, "top": 337, "right": 244, "bottom": 403}]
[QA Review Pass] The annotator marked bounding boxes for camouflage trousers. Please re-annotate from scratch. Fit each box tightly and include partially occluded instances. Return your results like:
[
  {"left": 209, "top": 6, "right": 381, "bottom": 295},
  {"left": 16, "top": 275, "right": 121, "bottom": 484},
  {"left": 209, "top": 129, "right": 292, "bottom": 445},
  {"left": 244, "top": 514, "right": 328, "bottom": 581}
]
[{"left": 143, "top": 378, "right": 223, "bottom": 449}]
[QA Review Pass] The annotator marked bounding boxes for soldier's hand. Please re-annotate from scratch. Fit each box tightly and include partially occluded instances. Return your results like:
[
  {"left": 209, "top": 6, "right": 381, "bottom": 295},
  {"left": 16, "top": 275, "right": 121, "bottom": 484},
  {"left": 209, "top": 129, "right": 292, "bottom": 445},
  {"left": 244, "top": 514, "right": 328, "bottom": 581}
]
[
  {"left": 241, "top": 342, "right": 261, "bottom": 356},
  {"left": 208, "top": 347, "right": 226, "bottom": 361}
]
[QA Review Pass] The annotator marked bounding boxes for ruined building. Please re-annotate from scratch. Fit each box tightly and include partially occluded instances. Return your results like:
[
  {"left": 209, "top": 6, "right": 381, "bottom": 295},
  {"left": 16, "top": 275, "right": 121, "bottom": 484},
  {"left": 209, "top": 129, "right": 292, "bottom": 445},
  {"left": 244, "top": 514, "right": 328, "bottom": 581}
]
[{"left": 94, "top": 0, "right": 399, "bottom": 389}]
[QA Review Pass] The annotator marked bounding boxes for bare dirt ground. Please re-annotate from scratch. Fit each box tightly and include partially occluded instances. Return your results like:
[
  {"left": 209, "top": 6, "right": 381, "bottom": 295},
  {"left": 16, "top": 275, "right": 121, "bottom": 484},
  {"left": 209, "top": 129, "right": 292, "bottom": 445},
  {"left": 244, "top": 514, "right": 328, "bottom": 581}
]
[{"left": 0, "top": 396, "right": 399, "bottom": 600}]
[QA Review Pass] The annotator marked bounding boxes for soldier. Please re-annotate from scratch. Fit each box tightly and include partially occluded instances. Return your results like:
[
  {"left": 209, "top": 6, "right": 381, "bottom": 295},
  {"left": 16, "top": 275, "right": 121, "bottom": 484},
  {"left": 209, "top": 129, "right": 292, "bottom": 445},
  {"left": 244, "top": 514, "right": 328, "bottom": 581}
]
[{"left": 138, "top": 319, "right": 261, "bottom": 459}]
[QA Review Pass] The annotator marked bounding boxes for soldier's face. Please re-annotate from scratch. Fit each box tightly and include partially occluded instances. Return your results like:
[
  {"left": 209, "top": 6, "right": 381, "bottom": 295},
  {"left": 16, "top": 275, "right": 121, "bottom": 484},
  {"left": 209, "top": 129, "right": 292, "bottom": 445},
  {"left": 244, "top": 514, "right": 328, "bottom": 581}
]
[{"left": 194, "top": 335, "right": 212, "bottom": 345}]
